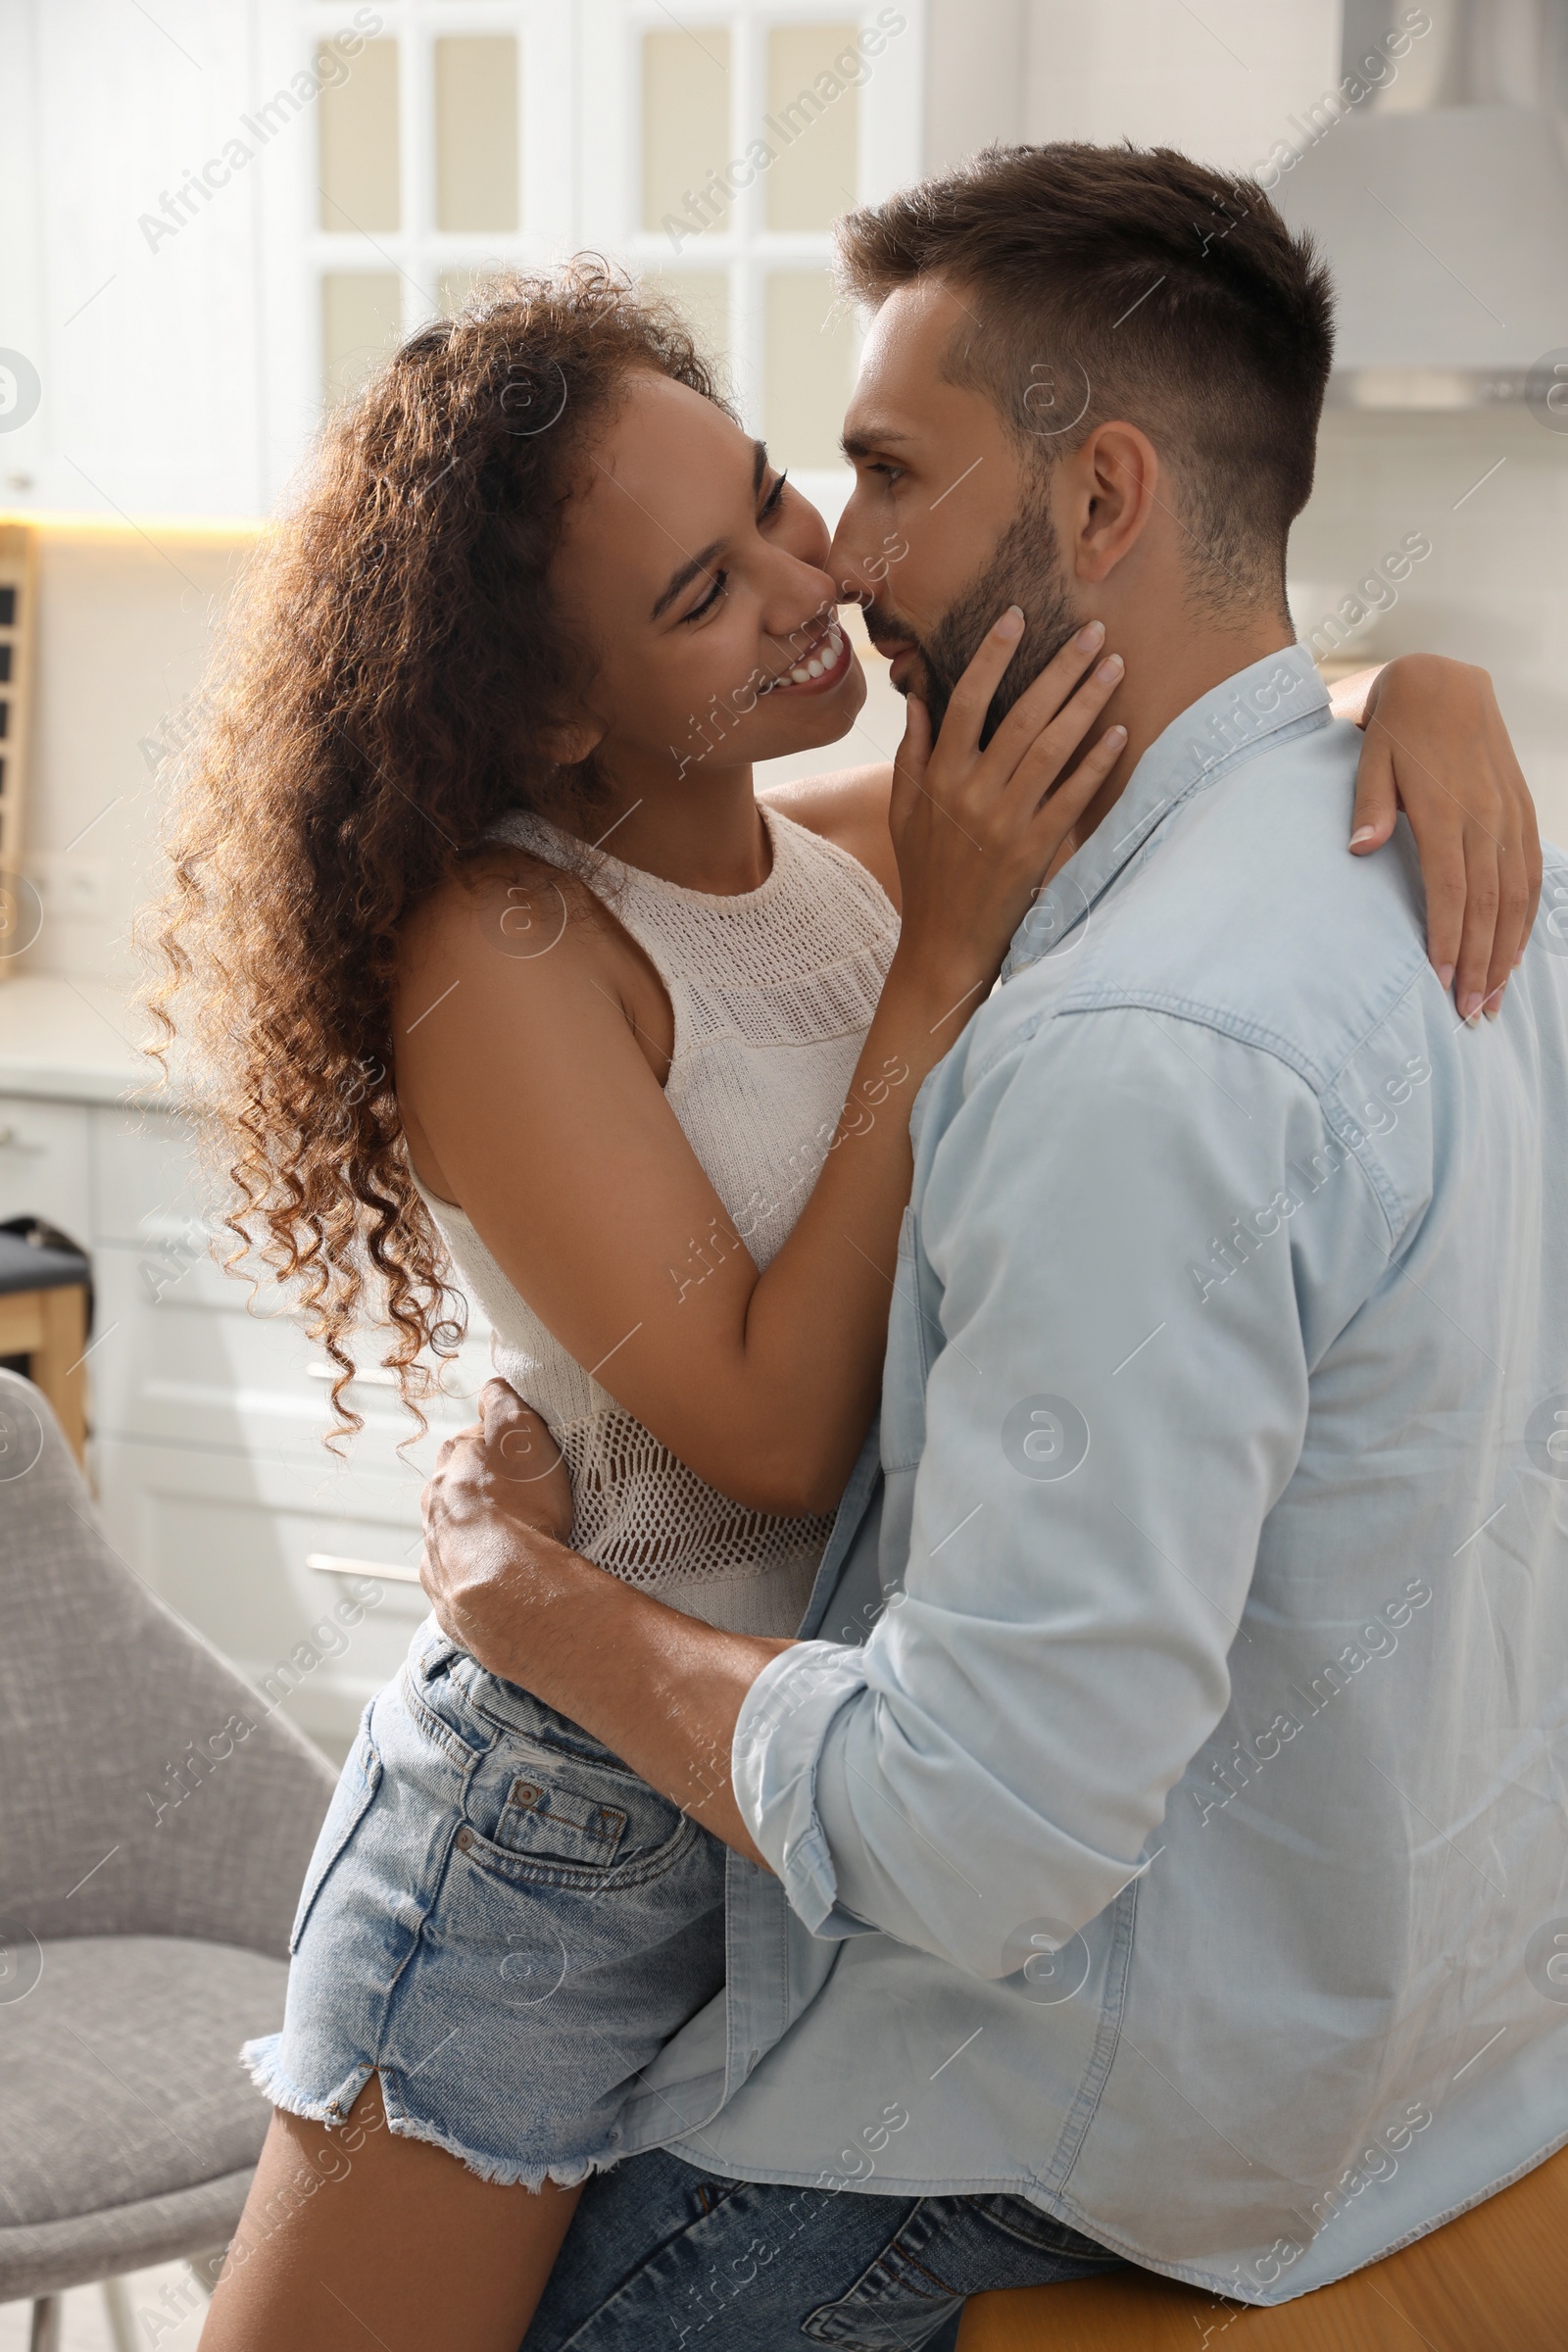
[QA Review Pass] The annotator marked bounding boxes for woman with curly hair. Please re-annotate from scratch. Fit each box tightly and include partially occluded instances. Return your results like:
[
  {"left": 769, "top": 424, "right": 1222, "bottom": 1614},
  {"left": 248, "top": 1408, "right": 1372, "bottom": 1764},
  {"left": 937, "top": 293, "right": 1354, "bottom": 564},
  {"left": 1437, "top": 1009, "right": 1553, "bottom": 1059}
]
[{"left": 165, "top": 263, "right": 1534, "bottom": 2348}]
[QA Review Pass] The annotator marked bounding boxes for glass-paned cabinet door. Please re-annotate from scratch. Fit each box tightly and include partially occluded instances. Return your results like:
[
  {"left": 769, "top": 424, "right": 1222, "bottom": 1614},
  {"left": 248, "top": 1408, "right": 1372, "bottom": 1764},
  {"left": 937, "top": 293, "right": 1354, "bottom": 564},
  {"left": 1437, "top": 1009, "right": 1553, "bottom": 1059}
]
[
  {"left": 258, "top": 3, "right": 577, "bottom": 497},
  {"left": 577, "top": 1, "right": 924, "bottom": 499}
]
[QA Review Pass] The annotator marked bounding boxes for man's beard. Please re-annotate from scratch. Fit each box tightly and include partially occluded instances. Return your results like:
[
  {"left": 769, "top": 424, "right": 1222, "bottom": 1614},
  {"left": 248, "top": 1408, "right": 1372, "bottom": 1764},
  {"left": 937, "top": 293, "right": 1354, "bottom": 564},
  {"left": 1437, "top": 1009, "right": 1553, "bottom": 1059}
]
[{"left": 865, "top": 484, "right": 1081, "bottom": 746}]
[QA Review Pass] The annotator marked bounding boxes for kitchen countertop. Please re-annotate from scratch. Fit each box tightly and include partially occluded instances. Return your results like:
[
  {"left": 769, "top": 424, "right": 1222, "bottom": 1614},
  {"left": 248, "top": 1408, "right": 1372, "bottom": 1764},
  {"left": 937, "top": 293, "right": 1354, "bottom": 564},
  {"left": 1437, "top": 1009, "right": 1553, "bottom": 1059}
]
[{"left": 0, "top": 974, "right": 172, "bottom": 1106}]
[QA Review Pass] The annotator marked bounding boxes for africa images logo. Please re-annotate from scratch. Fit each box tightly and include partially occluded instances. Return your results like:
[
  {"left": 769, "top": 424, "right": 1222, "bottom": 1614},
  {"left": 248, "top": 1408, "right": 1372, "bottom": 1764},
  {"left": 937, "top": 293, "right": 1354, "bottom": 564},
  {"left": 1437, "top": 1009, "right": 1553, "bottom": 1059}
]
[{"left": 1002, "top": 1395, "right": 1090, "bottom": 1481}]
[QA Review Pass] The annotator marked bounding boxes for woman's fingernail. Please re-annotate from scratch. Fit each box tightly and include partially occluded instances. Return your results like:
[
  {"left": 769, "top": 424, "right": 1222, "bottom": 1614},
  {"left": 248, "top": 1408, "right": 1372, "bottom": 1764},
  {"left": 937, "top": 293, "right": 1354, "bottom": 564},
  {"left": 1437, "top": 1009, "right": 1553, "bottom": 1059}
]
[
  {"left": 1514, "top": 948, "right": 1526, "bottom": 966},
  {"left": 1459, "top": 991, "right": 1483, "bottom": 1022},
  {"left": 1097, "top": 654, "right": 1124, "bottom": 680},
  {"left": 1074, "top": 620, "right": 1105, "bottom": 651},
  {"left": 1348, "top": 825, "right": 1378, "bottom": 848},
  {"left": 1104, "top": 724, "right": 1128, "bottom": 746},
  {"left": 1437, "top": 964, "right": 1455, "bottom": 992},
  {"left": 996, "top": 606, "right": 1025, "bottom": 640}
]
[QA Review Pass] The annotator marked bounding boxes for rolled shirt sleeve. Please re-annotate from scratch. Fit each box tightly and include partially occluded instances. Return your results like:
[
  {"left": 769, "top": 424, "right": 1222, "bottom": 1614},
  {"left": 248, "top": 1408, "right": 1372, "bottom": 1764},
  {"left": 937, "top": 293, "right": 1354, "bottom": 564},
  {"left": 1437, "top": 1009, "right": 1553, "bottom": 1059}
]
[
  {"left": 731, "top": 1642, "right": 873, "bottom": 1936},
  {"left": 732, "top": 1004, "right": 1395, "bottom": 1977}
]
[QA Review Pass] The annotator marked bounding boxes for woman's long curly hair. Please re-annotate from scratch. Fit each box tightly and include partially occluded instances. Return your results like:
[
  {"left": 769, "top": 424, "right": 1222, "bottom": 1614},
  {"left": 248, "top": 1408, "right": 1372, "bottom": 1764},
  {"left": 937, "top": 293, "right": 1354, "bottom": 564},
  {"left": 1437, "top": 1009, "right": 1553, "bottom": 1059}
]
[{"left": 146, "top": 263, "right": 727, "bottom": 1439}]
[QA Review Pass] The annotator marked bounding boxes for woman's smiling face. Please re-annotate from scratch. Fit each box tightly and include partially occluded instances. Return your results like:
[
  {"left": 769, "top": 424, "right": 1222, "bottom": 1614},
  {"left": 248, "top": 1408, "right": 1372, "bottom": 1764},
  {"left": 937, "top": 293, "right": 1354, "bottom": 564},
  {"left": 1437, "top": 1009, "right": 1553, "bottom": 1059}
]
[{"left": 548, "top": 368, "right": 866, "bottom": 785}]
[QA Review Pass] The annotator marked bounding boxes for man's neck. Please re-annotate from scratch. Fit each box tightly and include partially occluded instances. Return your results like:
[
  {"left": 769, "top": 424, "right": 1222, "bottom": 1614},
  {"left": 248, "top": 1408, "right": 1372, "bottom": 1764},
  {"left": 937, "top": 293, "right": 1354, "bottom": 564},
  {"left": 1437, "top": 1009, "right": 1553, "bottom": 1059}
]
[{"left": 1058, "top": 610, "right": 1297, "bottom": 873}]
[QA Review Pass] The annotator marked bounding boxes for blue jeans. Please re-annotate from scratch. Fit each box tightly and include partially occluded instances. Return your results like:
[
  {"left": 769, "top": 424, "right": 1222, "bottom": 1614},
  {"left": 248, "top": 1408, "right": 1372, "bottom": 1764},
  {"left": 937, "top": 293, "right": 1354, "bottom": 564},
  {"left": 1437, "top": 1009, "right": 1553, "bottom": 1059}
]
[
  {"left": 523, "top": 2149, "right": 1122, "bottom": 2349},
  {"left": 246, "top": 1623, "right": 727, "bottom": 2187}
]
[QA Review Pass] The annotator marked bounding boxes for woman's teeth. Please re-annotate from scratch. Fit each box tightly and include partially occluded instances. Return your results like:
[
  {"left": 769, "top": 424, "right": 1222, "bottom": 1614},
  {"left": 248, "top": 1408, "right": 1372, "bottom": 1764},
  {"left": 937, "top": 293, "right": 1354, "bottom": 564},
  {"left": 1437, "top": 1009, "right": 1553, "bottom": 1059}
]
[{"left": 775, "top": 623, "right": 845, "bottom": 688}]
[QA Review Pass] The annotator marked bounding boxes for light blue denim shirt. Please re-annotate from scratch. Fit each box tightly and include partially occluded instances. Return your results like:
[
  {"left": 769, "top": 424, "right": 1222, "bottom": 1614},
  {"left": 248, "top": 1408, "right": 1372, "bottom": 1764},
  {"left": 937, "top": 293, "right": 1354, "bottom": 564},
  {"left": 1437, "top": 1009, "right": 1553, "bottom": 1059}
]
[{"left": 642, "top": 644, "right": 1568, "bottom": 2305}]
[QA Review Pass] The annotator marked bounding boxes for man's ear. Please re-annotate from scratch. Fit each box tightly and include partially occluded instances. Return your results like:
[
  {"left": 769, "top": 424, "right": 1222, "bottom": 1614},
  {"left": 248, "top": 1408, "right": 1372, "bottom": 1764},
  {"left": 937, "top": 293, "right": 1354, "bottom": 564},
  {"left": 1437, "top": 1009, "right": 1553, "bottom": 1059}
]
[
  {"left": 536, "top": 716, "right": 606, "bottom": 766},
  {"left": 1062, "top": 422, "right": 1160, "bottom": 586}
]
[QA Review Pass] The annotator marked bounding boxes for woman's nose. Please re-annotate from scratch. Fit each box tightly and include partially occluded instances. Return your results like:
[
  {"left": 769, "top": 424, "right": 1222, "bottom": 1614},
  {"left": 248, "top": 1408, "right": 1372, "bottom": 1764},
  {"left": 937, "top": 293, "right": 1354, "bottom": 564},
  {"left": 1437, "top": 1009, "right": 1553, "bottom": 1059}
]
[{"left": 760, "top": 551, "right": 840, "bottom": 646}]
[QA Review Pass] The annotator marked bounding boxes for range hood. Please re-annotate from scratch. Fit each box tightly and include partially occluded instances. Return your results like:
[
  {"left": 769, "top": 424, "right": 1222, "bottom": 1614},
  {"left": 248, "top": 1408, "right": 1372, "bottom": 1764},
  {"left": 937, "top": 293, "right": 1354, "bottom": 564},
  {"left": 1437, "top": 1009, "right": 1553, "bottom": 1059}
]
[{"left": 1271, "top": 103, "right": 1568, "bottom": 409}]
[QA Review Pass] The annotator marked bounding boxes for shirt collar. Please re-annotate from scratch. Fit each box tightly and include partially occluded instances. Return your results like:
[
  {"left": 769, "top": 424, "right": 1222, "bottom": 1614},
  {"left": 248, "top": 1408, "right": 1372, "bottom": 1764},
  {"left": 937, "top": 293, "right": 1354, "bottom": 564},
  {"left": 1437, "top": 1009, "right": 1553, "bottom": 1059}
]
[{"left": 1002, "top": 642, "right": 1331, "bottom": 980}]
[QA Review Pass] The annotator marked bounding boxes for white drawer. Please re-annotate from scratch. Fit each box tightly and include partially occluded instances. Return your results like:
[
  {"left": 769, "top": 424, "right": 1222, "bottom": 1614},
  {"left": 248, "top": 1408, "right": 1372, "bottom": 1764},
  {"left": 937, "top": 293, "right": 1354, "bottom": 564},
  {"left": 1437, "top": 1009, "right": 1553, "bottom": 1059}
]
[
  {"left": 89, "top": 1102, "right": 208, "bottom": 1248},
  {"left": 0, "top": 1094, "right": 92, "bottom": 1247},
  {"left": 93, "top": 1437, "right": 438, "bottom": 1761},
  {"left": 88, "top": 1241, "right": 494, "bottom": 1472}
]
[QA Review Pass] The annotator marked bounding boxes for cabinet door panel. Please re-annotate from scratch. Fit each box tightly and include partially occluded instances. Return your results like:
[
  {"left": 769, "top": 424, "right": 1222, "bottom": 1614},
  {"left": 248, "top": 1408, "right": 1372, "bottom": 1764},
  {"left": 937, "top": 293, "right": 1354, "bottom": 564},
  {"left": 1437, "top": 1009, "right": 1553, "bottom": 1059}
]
[
  {"left": 0, "top": 1095, "right": 91, "bottom": 1245},
  {"left": 94, "top": 1438, "right": 435, "bottom": 1763},
  {"left": 89, "top": 1239, "right": 493, "bottom": 1471},
  {"left": 89, "top": 1104, "right": 206, "bottom": 1248}
]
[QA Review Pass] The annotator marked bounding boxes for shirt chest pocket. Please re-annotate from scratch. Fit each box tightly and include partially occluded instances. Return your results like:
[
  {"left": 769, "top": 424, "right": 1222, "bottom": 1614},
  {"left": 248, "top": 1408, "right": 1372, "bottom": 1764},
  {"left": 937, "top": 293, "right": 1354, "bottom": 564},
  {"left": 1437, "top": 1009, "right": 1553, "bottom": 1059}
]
[{"left": 881, "top": 1205, "right": 936, "bottom": 1476}]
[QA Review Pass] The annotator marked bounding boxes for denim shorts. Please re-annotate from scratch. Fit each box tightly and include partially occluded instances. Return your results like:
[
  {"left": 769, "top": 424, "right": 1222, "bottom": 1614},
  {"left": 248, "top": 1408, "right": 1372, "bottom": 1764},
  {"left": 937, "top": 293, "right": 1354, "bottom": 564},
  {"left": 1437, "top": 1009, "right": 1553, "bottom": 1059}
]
[{"left": 243, "top": 1618, "right": 727, "bottom": 2188}]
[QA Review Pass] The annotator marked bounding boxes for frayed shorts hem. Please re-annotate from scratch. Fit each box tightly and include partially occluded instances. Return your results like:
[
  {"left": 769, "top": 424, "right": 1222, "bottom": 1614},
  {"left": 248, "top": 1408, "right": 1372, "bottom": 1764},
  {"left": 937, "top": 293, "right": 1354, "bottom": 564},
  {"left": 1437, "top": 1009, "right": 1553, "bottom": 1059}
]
[{"left": 241, "top": 2032, "right": 622, "bottom": 2194}]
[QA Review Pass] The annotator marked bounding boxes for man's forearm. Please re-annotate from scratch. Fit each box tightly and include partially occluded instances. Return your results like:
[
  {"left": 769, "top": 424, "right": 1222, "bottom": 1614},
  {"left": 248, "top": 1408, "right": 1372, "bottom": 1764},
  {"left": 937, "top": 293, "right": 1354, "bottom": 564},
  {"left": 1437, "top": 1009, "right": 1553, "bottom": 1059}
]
[{"left": 426, "top": 1510, "right": 788, "bottom": 1867}]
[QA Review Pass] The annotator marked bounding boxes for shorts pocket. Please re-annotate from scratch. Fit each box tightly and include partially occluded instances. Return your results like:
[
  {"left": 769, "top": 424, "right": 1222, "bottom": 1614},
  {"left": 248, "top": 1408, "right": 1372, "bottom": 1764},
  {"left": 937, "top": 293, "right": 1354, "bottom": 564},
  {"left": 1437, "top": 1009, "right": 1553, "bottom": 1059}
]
[
  {"left": 459, "top": 1729, "right": 700, "bottom": 1892},
  {"left": 494, "top": 1772, "right": 627, "bottom": 1869},
  {"left": 288, "top": 1718, "right": 383, "bottom": 1954}
]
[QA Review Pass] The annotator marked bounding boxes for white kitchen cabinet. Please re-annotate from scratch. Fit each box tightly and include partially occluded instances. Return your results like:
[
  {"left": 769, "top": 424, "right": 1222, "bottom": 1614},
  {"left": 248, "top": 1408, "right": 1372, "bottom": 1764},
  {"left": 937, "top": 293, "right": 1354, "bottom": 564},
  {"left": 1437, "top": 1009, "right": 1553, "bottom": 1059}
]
[
  {"left": 0, "top": 1095, "right": 92, "bottom": 1245},
  {"left": 89, "top": 1102, "right": 213, "bottom": 1250},
  {"left": 87, "top": 1214, "right": 491, "bottom": 1480},
  {"left": 3, "top": 2, "right": 926, "bottom": 523},
  {"left": 0, "top": 978, "right": 490, "bottom": 1763},
  {"left": 83, "top": 1107, "right": 493, "bottom": 1759},
  {"left": 93, "top": 1437, "right": 437, "bottom": 1759}
]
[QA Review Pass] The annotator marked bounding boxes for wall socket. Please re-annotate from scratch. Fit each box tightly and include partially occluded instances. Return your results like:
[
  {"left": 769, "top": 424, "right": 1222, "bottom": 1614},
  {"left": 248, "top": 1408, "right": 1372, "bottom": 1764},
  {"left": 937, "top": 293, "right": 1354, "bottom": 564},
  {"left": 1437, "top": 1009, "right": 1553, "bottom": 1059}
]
[{"left": 30, "top": 854, "right": 108, "bottom": 918}]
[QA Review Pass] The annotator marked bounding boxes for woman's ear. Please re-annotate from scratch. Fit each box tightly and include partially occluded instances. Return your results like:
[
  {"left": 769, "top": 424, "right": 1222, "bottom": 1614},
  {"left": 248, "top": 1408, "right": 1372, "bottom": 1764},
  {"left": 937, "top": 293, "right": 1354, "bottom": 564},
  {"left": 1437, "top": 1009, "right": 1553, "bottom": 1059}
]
[
  {"left": 1064, "top": 422, "right": 1160, "bottom": 586},
  {"left": 536, "top": 716, "right": 606, "bottom": 766}
]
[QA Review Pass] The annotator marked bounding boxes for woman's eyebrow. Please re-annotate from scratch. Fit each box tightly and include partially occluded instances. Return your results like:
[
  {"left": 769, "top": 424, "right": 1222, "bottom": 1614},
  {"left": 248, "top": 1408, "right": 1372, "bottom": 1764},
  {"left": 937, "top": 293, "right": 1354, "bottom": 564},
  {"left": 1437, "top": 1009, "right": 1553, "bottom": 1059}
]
[
  {"left": 649, "top": 442, "right": 772, "bottom": 622},
  {"left": 652, "top": 537, "right": 724, "bottom": 622}
]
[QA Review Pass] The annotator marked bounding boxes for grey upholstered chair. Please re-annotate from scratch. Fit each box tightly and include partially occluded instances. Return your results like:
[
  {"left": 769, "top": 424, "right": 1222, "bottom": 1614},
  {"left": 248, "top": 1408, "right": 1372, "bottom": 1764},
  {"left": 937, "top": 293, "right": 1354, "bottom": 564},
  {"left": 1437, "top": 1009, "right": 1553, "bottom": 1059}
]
[{"left": 0, "top": 1372, "right": 335, "bottom": 2346}]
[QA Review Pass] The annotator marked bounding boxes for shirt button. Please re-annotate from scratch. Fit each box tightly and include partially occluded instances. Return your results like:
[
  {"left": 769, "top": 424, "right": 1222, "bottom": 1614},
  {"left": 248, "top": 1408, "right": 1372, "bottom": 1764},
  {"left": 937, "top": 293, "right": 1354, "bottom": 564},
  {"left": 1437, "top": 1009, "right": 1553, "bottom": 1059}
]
[{"left": 455, "top": 1827, "right": 474, "bottom": 1852}]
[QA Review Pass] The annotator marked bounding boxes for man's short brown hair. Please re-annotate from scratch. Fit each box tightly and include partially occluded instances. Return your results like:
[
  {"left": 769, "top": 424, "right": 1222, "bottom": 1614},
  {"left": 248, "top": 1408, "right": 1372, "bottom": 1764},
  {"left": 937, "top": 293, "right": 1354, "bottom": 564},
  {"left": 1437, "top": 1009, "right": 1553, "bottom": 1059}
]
[{"left": 836, "top": 143, "right": 1335, "bottom": 615}]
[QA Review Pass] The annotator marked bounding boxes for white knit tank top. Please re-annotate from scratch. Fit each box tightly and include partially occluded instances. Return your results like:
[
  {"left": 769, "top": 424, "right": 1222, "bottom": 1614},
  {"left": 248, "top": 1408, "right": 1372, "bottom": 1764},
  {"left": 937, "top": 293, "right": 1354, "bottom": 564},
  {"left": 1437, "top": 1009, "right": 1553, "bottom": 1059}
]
[{"left": 414, "top": 801, "right": 900, "bottom": 1638}]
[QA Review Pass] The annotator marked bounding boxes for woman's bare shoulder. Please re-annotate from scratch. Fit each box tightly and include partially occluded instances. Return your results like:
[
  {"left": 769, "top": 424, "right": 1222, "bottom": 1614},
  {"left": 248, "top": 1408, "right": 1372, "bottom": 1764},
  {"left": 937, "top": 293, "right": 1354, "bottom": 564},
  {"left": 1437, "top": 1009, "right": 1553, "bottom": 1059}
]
[
  {"left": 396, "top": 845, "right": 673, "bottom": 1064},
  {"left": 760, "top": 763, "right": 898, "bottom": 903},
  {"left": 402, "top": 845, "right": 607, "bottom": 970}
]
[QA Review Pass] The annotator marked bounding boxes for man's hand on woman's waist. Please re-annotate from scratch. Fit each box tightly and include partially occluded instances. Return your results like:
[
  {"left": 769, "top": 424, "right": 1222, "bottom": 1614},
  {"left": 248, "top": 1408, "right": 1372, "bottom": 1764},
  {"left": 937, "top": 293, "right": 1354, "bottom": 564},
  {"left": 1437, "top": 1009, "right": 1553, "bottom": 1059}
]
[{"left": 419, "top": 1380, "right": 787, "bottom": 1869}]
